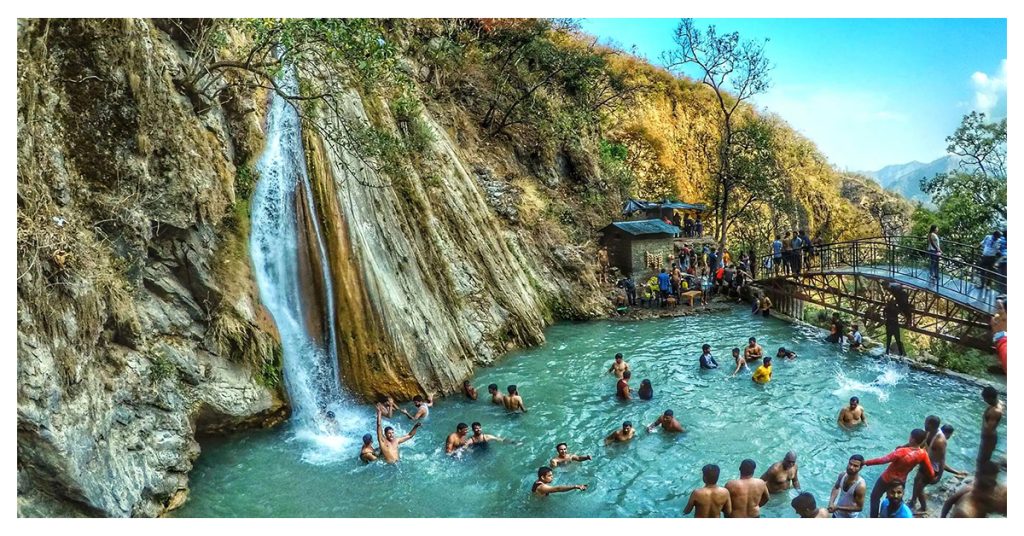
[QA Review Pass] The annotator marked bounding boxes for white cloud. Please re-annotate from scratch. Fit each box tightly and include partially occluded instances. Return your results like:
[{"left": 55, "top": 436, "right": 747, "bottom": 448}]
[{"left": 971, "top": 59, "right": 1007, "bottom": 118}]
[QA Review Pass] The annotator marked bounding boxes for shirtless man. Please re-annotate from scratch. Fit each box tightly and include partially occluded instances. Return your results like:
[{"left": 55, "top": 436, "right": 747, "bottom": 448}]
[
  {"left": 608, "top": 353, "right": 630, "bottom": 379},
  {"left": 761, "top": 451, "right": 800, "bottom": 493},
  {"left": 683, "top": 464, "right": 732, "bottom": 518},
  {"left": 462, "top": 380, "right": 478, "bottom": 401},
  {"left": 791, "top": 492, "right": 830, "bottom": 518},
  {"left": 939, "top": 425, "right": 969, "bottom": 477},
  {"left": 743, "top": 337, "right": 764, "bottom": 361},
  {"left": 376, "top": 395, "right": 399, "bottom": 418},
  {"left": 502, "top": 385, "right": 527, "bottom": 413},
  {"left": 359, "top": 433, "right": 378, "bottom": 463},
  {"left": 646, "top": 409, "right": 685, "bottom": 433},
  {"left": 837, "top": 396, "right": 867, "bottom": 428},
  {"left": 487, "top": 384, "right": 504, "bottom": 406},
  {"left": 909, "top": 415, "right": 945, "bottom": 512},
  {"left": 616, "top": 370, "right": 633, "bottom": 401},
  {"left": 532, "top": 466, "right": 587, "bottom": 497},
  {"left": 978, "top": 385, "right": 1003, "bottom": 465},
  {"left": 940, "top": 460, "right": 1007, "bottom": 518},
  {"left": 550, "top": 442, "right": 592, "bottom": 468},
  {"left": 724, "top": 459, "right": 770, "bottom": 518},
  {"left": 375, "top": 407, "right": 422, "bottom": 464},
  {"left": 827, "top": 455, "right": 866, "bottom": 517},
  {"left": 776, "top": 347, "right": 797, "bottom": 360},
  {"left": 444, "top": 422, "right": 471, "bottom": 454},
  {"left": 604, "top": 421, "right": 636, "bottom": 444}
]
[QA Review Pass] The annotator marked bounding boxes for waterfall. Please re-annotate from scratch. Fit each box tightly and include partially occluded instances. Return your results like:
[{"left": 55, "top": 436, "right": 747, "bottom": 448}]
[{"left": 249, "top": 65, "right": 353, "bottom": 452}]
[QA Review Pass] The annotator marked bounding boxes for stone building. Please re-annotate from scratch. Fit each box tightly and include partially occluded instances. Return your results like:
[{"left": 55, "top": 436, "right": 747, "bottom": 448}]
[{"left": 598, "top": 219, "right": 681, "bottom": 278}]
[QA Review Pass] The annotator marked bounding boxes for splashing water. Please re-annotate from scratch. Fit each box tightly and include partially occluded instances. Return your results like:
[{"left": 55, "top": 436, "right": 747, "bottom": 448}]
[
  {"left": 832, "top": 360, "right": 906, "bottom": 402},
  {"left": 249, "top": 65, "right": 359, "bottom": 458}
]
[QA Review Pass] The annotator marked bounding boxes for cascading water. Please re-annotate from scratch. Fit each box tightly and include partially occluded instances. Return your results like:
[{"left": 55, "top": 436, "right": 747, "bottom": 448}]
[{"left": 249, "top": 65, "right": 358, "bottom": 459}]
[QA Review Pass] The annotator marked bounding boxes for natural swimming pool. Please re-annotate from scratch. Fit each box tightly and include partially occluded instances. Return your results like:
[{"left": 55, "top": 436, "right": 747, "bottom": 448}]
[{"left": 177, "top": 307, "right": 1006, "bottom": 517}]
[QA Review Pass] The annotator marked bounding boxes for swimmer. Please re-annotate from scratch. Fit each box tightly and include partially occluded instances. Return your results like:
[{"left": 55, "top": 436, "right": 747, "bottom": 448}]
[
  {"left": 646, "top": 409, "right": 685, "bottom": 433},
  {"left": 532, "top": 466, "right": 587, "bottom": 497},
  {"left": 462, "top": 380, "right": 478, "bottom": 401},
  {"left": 637, "top": 379, "right": 654, "bottom": 400},
  {"left": 406, "top": 394, "right": 433, "bottom": 421},
  {"left": 864, "top": 428, "right": 934, "bottom": 517},
  {"left": 502, "top": 385, "right": 527, "bottom": 413},
  {"left": 445, "top": 422, "right": 471, "bottom": 454},
  {"left": 730, "top": 347, "right": 749, "bottom": 377},
  {"left": 323, "top": 410, "right": 339, "bottom": 434},
  {"left": 466, "top": 422, "right": 506, "bottom": 448},
  {"left": 827, "top": 455, "right": 866, "bottom": 517},
  {"left": 724, "top": 459, "right": 770, "bottom": 518},
  {"left": 751, "top": 356, "right": 772, "bottom": 384},
  {"left": 776, "top": 347, "right": 797, "bottom": 360},
  {"left": 376, "top": 406, "right": 422, "bottom": 464},
  {"left": 938, "top": 425, "right": 968, "bottom": 477},
  {"left": 550, "top": 442, "right": 592, "bottom": 468},
  {"left": 375, "top": 395, "right": 399, "bottom": 418},
  {"left": 743, "top": 337, "right": 764, "bottom": 361},
  {"left": 940, "top": 460, "right": 1006, "bottom": 518},
  {"left": 978, "top": 385, "right": 1003, "bottom": 466},
  {"left": 359, "top": 433, "right": 378, "bottom": 463},
  {"left": 616, "top": 370, "right": 633, "bottom": 401},
  {"left": 761, "top": 451, "right": 800, "bottom": 493},
  {"left": 608, "top": 352, "right": 630, "bottom": 379},
  {"left": 604, "top": 421, "right": 636, "bottom": 444},
  {"left": 683, "top": 464, "right": 732, "bottom": 518},
  {"left": 698, "top": 344, "right": 719, "bottom": 369},
  {"left": 878, "top": 480, "right": 913, "bottom": 518},
  {"left": 837, "top": 396, "right": 866, "bottom": 428},
  {"left": 487, "top": 383, "right": 505, "bottom": 406},
  {"left": 791, "top": 492, "right": 829, "bottom": 518}
]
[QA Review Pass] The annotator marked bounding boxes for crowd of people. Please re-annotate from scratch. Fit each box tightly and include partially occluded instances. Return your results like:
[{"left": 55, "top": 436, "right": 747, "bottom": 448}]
[{"left": 614, "top": 244, "right": 757, "bottom": 309}]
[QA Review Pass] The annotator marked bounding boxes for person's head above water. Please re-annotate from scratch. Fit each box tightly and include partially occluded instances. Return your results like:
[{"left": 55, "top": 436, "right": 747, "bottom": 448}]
[
  {"left": 782, "top": 451, "right": 797, "bottom": 468},
  {"left": 849, "top": 396, "right": 859, "bottom": 409},
  {"left": 982, "top": 385, "right": 999, "bottom": 405},
  {"left": 702, "top": 464, "right": 720, "bottom": 485},
  {"left": 471, "top": 422, "right": 482, "bottom": 433},
  {"left": 622, "top": 370, "right": 631, "bottom": 380},
  {"left": 732, "top": 347, "right": 741, "bottom": 357},
  {"left": 702, "top": 343, "right": 711, "bottom": 353},
  {"left": 384, "top": 426, "right": 395, "bottom": 439},
  {"left": 615, "top": 353, "right": 623, "bottom": 361},
  {"left": 739, "top": 459, "right": 756, "bottom": 477},
  {"left": 663, "top": 409, "right": 674, "bottom": 417},
  {"left": 362, "top": 433, "right": 373, "bottom": 445},
  {"left": 776, "top": 347, "right": 787, "bottom": 356},
  {"left": 847, "top": 454, "right": 864, "bottom": 475},
  {"left": 909, "top": 428, "right": 927, "bottom": 445},
  {"left": 640, "top": 379, "right": 652, "bottom": 388},
  {"left": 748, "top": 337, "right": 757, "bottom": 344},
  {"left": 791, "top": 492, "right": 818, "bottom": 516},
  {"left": 413, "top": 395, "right": 424, "bottom": 406},
  {"left": 941, "top": 424, "right": 955, "bottom": 439},
  {"left": 488, "top": 383, "right": 498, "bottom": 393},
  {"left": 763, "top": 356, "right": 772, "bottom": 366},
  {"left": 326, "top": 411, "right": 335, "bottom": 420},
  {"left": 507, "top": 385, "right": 518, "bottom": 395},
  {"left": 537, "top": 466, "right": 554, "bottom": 481},
  {"left": 456, "top": 423, "right": 468, "bottom": 434},
  {"left": 556, "top": 442, "right": 568, "bottom": 453},
  {"left": 925, "top": 415, "right": 941, "bottom": 432},
  {"left": 622, "top": 421, "right": 632, "bottom": 431},
  {"left": 463, "top": 380, "right": 472, "bottom": 387}
]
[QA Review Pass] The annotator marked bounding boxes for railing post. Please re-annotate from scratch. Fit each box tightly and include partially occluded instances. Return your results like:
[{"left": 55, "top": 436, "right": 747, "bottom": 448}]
[{"left": 853, "top": 241, "right": 858, "bottom": 271}]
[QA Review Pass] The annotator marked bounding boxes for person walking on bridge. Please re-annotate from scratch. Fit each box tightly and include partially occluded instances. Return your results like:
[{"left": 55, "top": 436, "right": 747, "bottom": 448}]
[
  {"left": 979, "top": 230, "right": 1002, "bottom": 294},
  {"left": 927, "top": 225, "right": 942, "bottom": 284},
  {"left": 771, "top": 235, "right": 783, "bottom": 276}
]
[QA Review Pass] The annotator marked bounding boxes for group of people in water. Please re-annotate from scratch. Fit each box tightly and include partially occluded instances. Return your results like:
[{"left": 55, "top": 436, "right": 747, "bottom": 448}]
[{"left": 355, "top": 338, "right": 1005, "bottom": 518}]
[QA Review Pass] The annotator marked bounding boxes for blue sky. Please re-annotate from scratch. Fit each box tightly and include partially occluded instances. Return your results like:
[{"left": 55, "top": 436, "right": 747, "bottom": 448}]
[{"left": 578, "top": 18, "right": 1007, "bottom": 171}]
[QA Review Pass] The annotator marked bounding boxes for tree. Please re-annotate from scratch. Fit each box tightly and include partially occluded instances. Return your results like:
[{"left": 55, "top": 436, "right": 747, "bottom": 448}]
[{"left": 664, "top": 18, "right": 772, "bottom": 250}]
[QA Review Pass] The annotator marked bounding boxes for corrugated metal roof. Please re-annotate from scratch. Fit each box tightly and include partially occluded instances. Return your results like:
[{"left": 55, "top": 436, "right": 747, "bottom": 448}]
[
  {"left": 660, "top": 201, "right": 708, "bottom": 211},
  {"left": 601, "top": 219, "right": 680, "bottom": 237}
]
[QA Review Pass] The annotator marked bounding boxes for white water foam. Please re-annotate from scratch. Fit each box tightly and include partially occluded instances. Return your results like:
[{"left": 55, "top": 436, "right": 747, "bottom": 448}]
[{"left": 832, "top": 361, "right": 906, "bottom": 403}]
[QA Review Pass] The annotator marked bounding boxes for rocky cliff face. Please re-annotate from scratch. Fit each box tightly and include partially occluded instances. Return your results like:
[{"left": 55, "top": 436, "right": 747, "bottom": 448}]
[{"left": 17, "top": 19, "right": 286, "bottom": 517}]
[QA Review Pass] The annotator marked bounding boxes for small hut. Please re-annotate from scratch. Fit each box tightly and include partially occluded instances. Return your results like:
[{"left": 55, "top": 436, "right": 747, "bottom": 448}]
[{"left": 598, "top": 219, "right": 681, "bottom": 278}]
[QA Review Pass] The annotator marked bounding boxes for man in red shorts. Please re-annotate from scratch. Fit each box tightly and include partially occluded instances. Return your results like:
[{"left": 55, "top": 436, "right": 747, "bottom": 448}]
[{"left": 864, "top": 429, "right": 935, "bottom": 517}]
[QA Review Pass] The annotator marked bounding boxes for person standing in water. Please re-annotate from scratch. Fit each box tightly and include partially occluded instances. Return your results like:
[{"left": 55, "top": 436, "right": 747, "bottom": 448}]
[
  {"left": 761, "top": 451, "right": 800, "bottom": 493},
  {"left": 503, "top": 385, "right": 528, "bottom": 413},
  {"left": 791, "top": 492, "right": 830, "bottom": 518},
  {"left": 616, "top": 370, "right": 633, "bottom": 401},
  {"left": 405, "top": 394, "right": 433, "bottom": 421},
  {"left": 608, "top": 352, "right": 630, "bottom": 379},
  {"left": 462, "top": 380, "right": 478, "bottom": 400},
  {"left": 445, "top": 423, "right": 471, "bottom": 454},
  {"left": 646, "top": 409, "right": 685, "bottom": 433},
  {"left": 698, "top": 344, "right": 719, "bottom": 369},
  {"left": 864, "top": 428, "right": 935, "bottom": 517},
  {"left": 724, "top": 459, "right": 770, "bottom": 518},
  {"left": 637, "top": 379, "right": 654, "bottom": 400},
  {"left": 743, "top": 337, "right": 764, "bottom": 361},
  {"left": 605, "top": 421, "right": 636, "bottom": 444},
  {"left": 487, "top": 383, "right": 504, "bottom": 406},
  {"left": 731, "top": 347, "right": 749, "bottom": 377},
  {"left": 549, "top": 442, "right": 592, "bottom": 468},
  {"left": 376, "top": 406, "right": 422, "bottom": 464},
  {"left": 683, "top": 464, "right": 732, "bottom": 518},
  {"left": 827, "top": 454, "right": 866, "bottom": 518},
  {"left": 978, "top": 385, "right": 1003, "bottom": 466},
  {"left": 532, "top": 467, "right": 587, "bottom": 497},
  {"left": 837, "top": 397, "right": 867, "bottom": 428},
  {"left": 759, "top": 294, "right": 772, "bottom": 317},
  {"left": 910, "top": 416, "right": 950, "bottom": 513},
  {"left": 466, "top": 422, "right": 506, "bottom": 449},
  {"left": 359, "top": 433, "right": 378, "bottom": 463},
  {"left": 751, "top": 356, "right": 773, "bottom": 384}
]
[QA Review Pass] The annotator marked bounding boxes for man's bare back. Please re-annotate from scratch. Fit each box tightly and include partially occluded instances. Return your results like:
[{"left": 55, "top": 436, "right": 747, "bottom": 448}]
[
  {"left": 684, "top": 486, "right": 732, "bottom": 518},
  {"left": 724, "top": 477, "right": 770, "bottom": 518}
]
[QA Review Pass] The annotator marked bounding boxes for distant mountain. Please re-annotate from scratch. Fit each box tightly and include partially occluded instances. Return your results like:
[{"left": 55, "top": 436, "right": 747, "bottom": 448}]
[{"left": 861, "top": 155, "right": 962, "bottom": 204}]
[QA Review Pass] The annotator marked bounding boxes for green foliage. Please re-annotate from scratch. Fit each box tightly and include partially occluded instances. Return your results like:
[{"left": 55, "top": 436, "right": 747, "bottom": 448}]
[
  {"left": 149, "top": 353, "right": 177, "bottom": 382},
  {"left": 389, "top": 93, "right": 436, "bottom": 157},
  {"left": 927, "top": 339, "right": 991, "bottom": 375},
  {"left": 235, "top": 164, "right": 258, "bottom": 201},
  {"left": 257, "top": 346, "right": 284, "bottom": 389}
]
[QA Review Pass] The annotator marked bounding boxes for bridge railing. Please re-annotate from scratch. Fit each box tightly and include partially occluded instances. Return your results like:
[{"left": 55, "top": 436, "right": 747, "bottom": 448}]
[{"left": 757, "top": 237, "right": 1005, "bottom": 313}]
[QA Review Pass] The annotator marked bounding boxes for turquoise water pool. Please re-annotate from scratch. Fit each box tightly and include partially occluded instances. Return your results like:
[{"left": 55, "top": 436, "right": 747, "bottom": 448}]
[{"left": 177, "top": 308, "right": 1006, "bottom": 517}]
